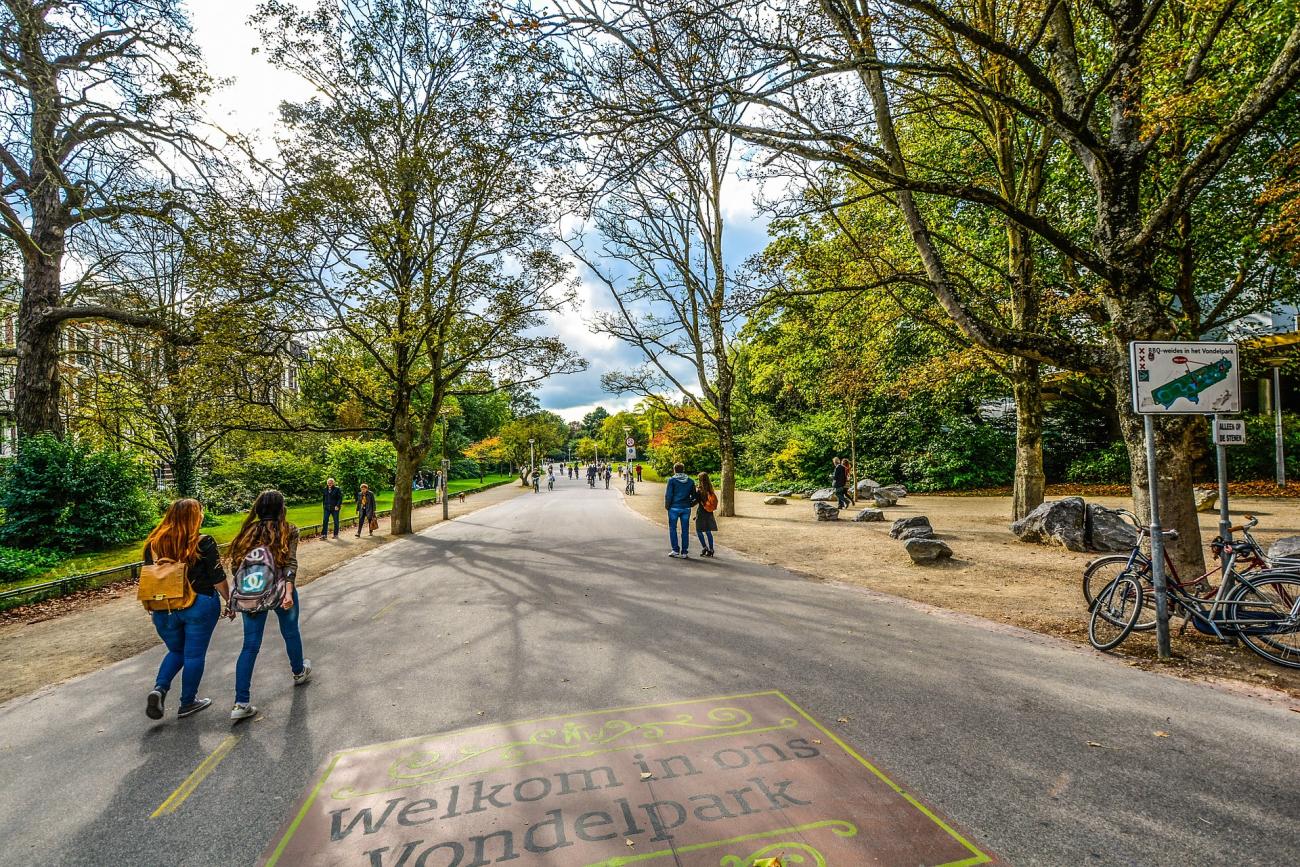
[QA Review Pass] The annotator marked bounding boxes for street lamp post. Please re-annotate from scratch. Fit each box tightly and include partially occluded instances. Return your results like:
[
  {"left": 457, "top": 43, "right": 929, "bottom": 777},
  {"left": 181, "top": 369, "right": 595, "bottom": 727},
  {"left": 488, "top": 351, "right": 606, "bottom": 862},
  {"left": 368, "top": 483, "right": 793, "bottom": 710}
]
[
  {"left": 529, "top": 438, "right": 536, "bottom": 491},
  {"left": 1267, "top": 359, "right": 1287, "bottom": 487},
  {"left": 440, "top": 407, "right": 452, "bottom": 521}
]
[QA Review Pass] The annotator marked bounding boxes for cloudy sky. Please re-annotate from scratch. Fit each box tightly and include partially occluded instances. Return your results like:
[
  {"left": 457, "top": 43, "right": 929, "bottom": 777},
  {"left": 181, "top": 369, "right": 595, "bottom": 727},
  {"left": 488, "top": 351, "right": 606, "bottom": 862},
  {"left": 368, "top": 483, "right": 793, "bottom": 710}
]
[{"left": 189, "top": 0, "right": 771, "bottom": 423}]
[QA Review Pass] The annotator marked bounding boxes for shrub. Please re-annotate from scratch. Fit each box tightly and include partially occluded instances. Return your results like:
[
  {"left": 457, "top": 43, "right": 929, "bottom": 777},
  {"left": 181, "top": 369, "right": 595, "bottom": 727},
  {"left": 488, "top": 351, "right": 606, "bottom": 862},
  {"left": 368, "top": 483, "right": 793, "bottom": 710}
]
[
  {"left": 197, "top": 478, "right": 258, "bottom": 518},
  {"left": 326, "top": 439, "right": 397, "bottom": 500},
  {"left": 0, "top": 435, "right": 156, "bottom": 553},
  {"left": 1225, "top": 413, "right": 1300, "bottom": 481},
  {"left": 233, "top": 449, "right": 324, "bottom": 501},
  {"left": 0, "top": 545, "right": 62, "bottom": 584},
  {"left": 1065, "top": 442, "right": 1132, "bottom": 484}
]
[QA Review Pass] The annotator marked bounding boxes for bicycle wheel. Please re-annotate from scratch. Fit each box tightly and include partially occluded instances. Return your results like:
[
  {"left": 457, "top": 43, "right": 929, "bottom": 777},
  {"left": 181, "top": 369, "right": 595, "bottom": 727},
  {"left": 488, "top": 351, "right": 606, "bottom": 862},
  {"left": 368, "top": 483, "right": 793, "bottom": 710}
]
[
  {"left": 1084, "top": 556, "right": 1158, "bottom": 631},
  {"left": 1226, "top": 574, "right": 1300, "bottom": 669},
  {"left": 1089, "top": 575, "right": 1144, "bottom": 652}
]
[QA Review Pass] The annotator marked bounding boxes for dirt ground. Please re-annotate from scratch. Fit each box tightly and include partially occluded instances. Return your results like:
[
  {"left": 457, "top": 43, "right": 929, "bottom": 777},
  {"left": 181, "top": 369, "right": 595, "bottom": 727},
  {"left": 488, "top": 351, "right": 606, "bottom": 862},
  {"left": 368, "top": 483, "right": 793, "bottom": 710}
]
[
  {"left": 623, "top": 482, "right": 1300, "bottom": 702},
  {"left": 0, "top": 483, "right": 527, "bottom": 705}
]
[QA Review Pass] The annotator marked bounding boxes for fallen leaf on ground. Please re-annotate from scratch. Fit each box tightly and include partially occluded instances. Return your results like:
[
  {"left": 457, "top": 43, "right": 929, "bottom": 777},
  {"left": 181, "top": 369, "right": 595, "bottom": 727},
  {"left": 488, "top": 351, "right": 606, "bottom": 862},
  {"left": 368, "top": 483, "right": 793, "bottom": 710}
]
[
  {"left": 640, "top": 772, "right": 653, "bottom": 781},
  {"left": 1153, "top": 731, "right": 1170, "bottom": 738},
  {"left": 626, "top": 839, "right": 635, "bottom": 848},
  {"left": 836, "top": 717, "right": 849, "bottom": 724},
  {"left": 811, "top": 739, "right": 822, "bottom": 745}
]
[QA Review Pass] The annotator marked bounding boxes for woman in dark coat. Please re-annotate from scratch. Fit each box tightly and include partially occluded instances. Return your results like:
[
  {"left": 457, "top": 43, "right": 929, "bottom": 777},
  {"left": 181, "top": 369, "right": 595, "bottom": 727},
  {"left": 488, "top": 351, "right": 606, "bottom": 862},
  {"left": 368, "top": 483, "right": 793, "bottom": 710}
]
[
  {"left": 356, "top": 483, "right": 378, "bottom": 537},
  {"left": 695, "top": 472, "right": 719, "bottom": 558}
]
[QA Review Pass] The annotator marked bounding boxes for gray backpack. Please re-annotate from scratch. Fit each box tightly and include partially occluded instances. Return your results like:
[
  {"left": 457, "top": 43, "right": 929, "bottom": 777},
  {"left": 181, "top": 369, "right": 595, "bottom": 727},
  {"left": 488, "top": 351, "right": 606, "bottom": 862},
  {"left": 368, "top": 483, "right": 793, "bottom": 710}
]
[{"left": 229, "top": 545, "right": 284, "bottom": 614}]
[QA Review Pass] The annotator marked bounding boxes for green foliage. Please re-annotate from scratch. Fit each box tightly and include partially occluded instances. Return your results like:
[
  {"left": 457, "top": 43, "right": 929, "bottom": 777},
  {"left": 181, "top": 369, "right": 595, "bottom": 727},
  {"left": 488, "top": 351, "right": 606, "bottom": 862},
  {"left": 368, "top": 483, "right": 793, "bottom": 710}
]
[
  {"left": 0, "top": 545, "right": 63, "bottom": 584},
  {"left": 0, "top": 435, "right": 156, "bottom": 553},
  {"left": 499, "top": 412, "right": 568, "bottom": 479},
  {"left": 1065, "top": 443, "right": 1133, "bottom": 484},
  {"left": 325, "top": 439, "right": 398, "bottom": 500},
  {"left": 226, "top": 449, "right": 324, "bottom": 502},
  {"left": 1225, "top": 413, "right": 1300, "bottom": 481}
]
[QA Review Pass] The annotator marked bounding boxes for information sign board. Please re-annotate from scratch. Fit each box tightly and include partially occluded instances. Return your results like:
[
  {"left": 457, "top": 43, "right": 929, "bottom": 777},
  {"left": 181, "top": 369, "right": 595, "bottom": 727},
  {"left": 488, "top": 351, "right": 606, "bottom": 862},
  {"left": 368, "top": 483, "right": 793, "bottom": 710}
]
[
  {"left": 1214, "top": 418, "right": 1246, "bottom": 446},
  {"left": 626, "top": 446, "right": 637, "bottom": 461},
  {"left": 1130, "top": 341, "right": 1240, "bottom": 414}
]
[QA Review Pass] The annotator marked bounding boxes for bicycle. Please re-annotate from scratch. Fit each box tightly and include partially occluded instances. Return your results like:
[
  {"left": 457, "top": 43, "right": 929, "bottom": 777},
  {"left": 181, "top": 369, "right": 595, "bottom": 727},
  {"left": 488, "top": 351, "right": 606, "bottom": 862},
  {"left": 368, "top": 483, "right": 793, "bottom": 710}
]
[
  {"left": 1081, "top": 510, "right": 1283, "bottom": 628},
  {"left": 1086, "top": 512, "right": 1300, "bottom": 667},
  {"left": 625, "top": 475, "right": 636, "bottom": 495}
]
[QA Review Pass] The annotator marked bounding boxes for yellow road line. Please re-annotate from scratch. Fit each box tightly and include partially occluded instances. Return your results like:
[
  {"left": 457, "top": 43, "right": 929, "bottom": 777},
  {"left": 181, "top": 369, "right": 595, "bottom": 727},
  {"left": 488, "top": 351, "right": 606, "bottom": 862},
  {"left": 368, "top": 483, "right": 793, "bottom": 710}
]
[
  {"left": 151, "top": 734, "right": 240, "bottom": 818},
  {"left": 370, "top": 598, "right": 401, "bottom": 621}
]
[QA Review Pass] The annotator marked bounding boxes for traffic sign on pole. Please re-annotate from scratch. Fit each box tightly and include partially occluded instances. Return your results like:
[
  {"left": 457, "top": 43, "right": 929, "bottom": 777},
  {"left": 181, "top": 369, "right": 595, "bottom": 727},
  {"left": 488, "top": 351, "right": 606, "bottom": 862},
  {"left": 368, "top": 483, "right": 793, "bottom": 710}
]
[
  {"left": 1213, "top": 418, "right": 1246, "bottom": 446},
  {"left": 626, "top": 447, "right": 636, "bottom": 461},
  {"left": 626, "top": 436, "right": 636, "bottom": 447}
]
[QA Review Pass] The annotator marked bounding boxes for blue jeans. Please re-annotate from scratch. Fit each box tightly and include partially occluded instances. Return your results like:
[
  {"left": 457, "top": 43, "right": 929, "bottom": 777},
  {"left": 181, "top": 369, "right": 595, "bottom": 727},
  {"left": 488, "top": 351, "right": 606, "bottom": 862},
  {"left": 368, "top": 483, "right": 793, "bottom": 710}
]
[
  {"left": 668, "top": 508, "right": 692, "bottom": 553},
  {"left": 322, "top": 507, "right": 339, "bottom": 536},
  {"left": 235, "top": 588, "right": 304, "bottom": 704},
  {"left": 152, "top": 593, "right": 221, "bottom": 705},
  {"left": 697, "top": 528, "right": 714, "bottom": 551}
]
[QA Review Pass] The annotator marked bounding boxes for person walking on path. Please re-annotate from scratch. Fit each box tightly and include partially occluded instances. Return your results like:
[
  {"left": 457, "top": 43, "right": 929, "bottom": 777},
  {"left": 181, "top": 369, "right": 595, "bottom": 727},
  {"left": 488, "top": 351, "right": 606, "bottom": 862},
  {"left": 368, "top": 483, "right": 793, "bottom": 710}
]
[
  {"left": 227, "top": 491, "right": 311, "bottom": 722},
  {"left": 321, "top": 478, "right": 343, "bottom": 538},
  {"left": 635, "top": 464, "right": 643, "bottom": 482},
  {"left": 664, "top": 462, "right": 698, "bottom": 558},
  {"left": 695, "top": 472, "right": 719, "bottom": 557},
  {"left": 604, "top": 465, "right": 612, "bottom": 489},
  {"left": 143, "top": 499, "right": 231, "bottom": 721},
  {"left": 355, "top": 483, "right": 377, "bottom": 537},
  {"left": 832, "top": 457, "right": 850, "bottom": 509}
]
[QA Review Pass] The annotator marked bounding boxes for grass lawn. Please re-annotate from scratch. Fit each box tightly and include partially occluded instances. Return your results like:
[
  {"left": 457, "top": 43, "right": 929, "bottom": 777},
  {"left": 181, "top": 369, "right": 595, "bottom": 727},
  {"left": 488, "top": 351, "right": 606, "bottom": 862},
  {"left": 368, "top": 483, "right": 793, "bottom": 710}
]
[{"left": 15, "top": 474, "right": 514, "bottom": 587}]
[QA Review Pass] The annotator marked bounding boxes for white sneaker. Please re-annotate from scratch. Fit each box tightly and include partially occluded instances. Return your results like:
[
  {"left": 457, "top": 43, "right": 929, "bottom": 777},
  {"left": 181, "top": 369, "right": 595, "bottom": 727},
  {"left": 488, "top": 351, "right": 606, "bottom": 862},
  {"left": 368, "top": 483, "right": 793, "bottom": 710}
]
[
  {"left": 230, "top": 703, "right": 258, "bottom": 722},
  {"left": 293, "top": 659, "right": 313, "bottom": 686}
]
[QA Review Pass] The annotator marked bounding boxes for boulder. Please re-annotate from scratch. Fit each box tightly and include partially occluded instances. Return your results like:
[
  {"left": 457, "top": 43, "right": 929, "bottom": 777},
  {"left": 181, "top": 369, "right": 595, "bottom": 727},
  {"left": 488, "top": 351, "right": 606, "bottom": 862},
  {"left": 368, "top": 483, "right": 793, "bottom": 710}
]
[
  {"left": 905, "top": 537, "right": 952, "bottom": 563},
  {"left": 872, "top": 490, "right": 898, "bottom": 507},
  {"left": 853, "top": 508, "right": 884, "bottom": 522},
  {"left": 809, "top": 488, "right": 835, "bottom": 502},
  {"left": 1268, "top": 536, "right": 1300, "bottom": 562},
  {"left": 776, "top": 490, "right": 794, "bottom": 498},
  {"left": 813, "top": 502, "right": 840, "bottom": 521},
  {"left": 889, "top": 515, "right": 932, "bottom": 539},
  {"left": 764, "top": 496, "right": 787, "bottom": 505},
  {"left": 1086, "top": 504, "right": 1137, "bottom": 553},
  {"left": 1193, "top": 488, "right": 1218, "bottom": 513},
  {"left": 855, "top": 478, "right": 881, "bottom": 496},
  {"left": 1010, "top": 497, "right": 1087, "bottom": 552},
  {"left": 897, "top": 525, "right": 935, "bottom": 540},
  {"left": 880, "top": 484, "right": 908, "bottom": 499}
]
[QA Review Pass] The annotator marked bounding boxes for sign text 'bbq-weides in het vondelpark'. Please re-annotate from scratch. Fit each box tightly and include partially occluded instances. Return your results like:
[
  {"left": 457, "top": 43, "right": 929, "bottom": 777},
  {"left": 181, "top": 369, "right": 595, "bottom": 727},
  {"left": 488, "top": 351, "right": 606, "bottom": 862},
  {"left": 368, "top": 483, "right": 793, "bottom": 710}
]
[{"left": 1129, "top": 341, "right": 1241, "bottom": 415}]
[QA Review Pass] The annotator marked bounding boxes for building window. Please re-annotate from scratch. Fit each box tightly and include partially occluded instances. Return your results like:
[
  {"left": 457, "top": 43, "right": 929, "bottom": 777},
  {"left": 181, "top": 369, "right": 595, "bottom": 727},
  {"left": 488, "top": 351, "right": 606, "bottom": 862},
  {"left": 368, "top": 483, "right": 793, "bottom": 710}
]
[
  {"left": 3, "top": 316, "right": 12, "bottom": 347},
  {"left": 76, "top": 334, "right": 89, "bottom": 367}
]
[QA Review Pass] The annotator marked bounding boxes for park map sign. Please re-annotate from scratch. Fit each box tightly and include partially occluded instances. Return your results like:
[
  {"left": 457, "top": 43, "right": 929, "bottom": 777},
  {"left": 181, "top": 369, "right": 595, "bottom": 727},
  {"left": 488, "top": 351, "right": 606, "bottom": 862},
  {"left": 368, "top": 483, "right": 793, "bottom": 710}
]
[
  {"left": 260, "top": 691, "right": 995, "bottom": 866},
  {"left": 1129, "top": 342, "right": 1241, "bottom": 415}
]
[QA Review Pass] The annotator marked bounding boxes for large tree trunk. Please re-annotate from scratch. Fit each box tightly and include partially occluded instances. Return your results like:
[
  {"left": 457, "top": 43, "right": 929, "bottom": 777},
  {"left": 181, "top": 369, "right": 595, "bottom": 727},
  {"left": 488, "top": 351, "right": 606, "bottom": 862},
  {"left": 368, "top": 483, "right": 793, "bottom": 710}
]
[
  {"left": 1010, "top": 359, "right": 1046, "bottom": 521},
  {"left": 172, "top": 423, "right": 198, "bottom": 498},
  {"left": 718, "top": 415, "right": 737, "bottom": 517},
  {"left": 391, "top": 451, "right": 417, "bottom": 535},
  {"left": 16, "top": 239, "right": 64, "bottom": 438}
]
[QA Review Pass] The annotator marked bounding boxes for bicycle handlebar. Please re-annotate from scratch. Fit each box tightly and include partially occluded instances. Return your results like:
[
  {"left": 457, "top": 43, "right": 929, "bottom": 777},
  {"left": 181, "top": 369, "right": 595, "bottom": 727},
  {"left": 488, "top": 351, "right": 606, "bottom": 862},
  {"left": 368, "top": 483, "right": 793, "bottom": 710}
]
[{"left": 1229, "top": 515, "right": 1259, "bottom": 533}]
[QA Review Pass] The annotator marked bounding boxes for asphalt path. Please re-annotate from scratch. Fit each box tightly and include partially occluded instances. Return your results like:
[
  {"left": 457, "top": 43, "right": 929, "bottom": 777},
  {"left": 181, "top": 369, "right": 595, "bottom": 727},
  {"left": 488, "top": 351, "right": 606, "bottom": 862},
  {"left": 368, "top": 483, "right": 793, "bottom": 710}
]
[{"left": 0, "top": 473, "right": 1297, "bottom": 866}]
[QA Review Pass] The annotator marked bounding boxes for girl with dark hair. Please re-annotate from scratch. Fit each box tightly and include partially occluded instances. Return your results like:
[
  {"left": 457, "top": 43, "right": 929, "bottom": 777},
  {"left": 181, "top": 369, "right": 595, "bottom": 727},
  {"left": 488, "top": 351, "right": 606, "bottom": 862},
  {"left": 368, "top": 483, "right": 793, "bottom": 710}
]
[
  {"left": 144, "top": 499, "right": 230, "bottom": 720},
  {"left": 695, "top": 472, "right": 719, "bottom": 558},
  {"left": 227, "top": 490, "right": 311, "bottom": 721}
]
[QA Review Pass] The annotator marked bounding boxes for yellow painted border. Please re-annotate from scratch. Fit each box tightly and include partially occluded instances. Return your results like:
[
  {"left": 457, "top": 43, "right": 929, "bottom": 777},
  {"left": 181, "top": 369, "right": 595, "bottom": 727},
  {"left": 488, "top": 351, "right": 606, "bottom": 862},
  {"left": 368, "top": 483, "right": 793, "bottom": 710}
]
[
  {"left": 263, "top": 690, "right": 994, "bottom": 866},
  {"left": 151, "top": 734, "right": 241, "bottom": 818}
]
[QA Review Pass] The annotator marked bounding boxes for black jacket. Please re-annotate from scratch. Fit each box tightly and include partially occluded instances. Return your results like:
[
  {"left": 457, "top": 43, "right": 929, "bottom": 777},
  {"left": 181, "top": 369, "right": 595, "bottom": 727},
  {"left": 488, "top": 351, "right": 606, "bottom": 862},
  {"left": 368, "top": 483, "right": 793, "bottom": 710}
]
[
  {"left": 144, "top": 534, "right": 227, "bottom": 596},
  {"left": 833, "top": 464, "right": 848, "bottom": 487},
  {"left": 323, "top": 485, "right": 343, "bottom": 510}
]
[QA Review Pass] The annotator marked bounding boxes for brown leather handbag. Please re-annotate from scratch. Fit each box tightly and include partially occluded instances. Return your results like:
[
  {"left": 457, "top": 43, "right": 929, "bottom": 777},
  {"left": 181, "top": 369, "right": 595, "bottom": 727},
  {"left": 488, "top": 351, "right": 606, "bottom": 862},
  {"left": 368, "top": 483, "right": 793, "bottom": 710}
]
[{"left": 137, "top": 557, "right": 194, "bottom": 612}]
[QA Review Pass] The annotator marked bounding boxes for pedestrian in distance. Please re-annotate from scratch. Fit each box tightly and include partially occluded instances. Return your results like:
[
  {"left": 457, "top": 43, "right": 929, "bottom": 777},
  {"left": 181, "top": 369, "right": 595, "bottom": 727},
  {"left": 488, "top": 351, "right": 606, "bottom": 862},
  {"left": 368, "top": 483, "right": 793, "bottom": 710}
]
[
  {"left": 227, "top": 490, "right": 311, "bottom": 722},
  {"left": 635, "top": 464, "right": 643, "bottom": 482},
  {"left": 142, "top": 499, "right": 232, "bottom": 721},
  {"left": 664, "top": 462, "right": 698, "bottom": 558},
  {"left": 695, "top": 472, "right": 719, "bottom": 557},
  {"left": 355, "top": 483, "right": 378, "bottom": 537},
  {"left": 321, "top": 477, "right": 343, "bottom": 538},
  {"left": 832, "top": 457, "right": 850, "bottom": 509},
  {"left": 604, "top": 465, "right": 612, "bottom": 488},
  {"left": 548, "top": 466, "right": 555, "bottom": 490}
]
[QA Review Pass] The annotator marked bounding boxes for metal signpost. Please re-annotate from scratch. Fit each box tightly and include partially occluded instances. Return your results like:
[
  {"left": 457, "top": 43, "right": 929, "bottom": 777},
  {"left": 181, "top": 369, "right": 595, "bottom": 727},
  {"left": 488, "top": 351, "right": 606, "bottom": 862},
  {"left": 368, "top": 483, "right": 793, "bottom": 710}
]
[
  {"left": 441, "top": 458, "right": 451, "bottom": 520},
  {"left": 1130, "top": 341, "right": 1241, "bottom": 659},
  {"left": 1213, "top": 418, "right": 1246, "bottom": 549}
]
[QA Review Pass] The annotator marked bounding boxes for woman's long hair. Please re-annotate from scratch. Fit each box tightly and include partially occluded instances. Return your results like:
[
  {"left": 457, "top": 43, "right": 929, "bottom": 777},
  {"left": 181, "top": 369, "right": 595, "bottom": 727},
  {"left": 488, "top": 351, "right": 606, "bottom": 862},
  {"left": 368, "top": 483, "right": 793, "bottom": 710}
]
[
  {"left": 697, "top": 472, "right": 715, "bottom": 498},
  {"left": 145, "top": 499, "right": 204, "bottom": 563},
  {"left": 228, "top": 490, "right": 292, "bottom": 569}
]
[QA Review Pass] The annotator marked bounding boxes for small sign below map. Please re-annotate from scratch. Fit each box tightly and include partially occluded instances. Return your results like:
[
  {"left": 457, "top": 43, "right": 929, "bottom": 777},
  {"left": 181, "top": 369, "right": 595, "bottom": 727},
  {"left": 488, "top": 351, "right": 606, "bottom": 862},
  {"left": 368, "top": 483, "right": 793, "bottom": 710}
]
[
  {"left": 1214, "top": 418, "right": 1246, "bottom": 446},
  {"left": 1130, "top": 341, "right": 1241, "bottom": 415}
]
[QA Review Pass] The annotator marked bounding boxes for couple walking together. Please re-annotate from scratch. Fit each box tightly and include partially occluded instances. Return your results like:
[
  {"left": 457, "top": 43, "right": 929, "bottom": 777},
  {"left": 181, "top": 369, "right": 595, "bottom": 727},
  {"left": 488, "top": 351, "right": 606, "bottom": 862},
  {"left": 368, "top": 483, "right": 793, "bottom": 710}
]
[
  {"left": 141, "top": 491, "right": 312, "bottom": 723},
  {"left": 321, "top": 478, "right": 378, "bottom": 538},
  {"left": 664, "top": 463, "right": 719, "bottom": 558}
]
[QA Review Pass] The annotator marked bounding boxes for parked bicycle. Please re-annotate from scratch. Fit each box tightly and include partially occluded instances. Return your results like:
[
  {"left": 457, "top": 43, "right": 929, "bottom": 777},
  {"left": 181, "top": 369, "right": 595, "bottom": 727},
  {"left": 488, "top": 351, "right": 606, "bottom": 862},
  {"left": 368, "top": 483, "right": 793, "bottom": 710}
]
[{"left": 1085, "top": 510, "right": 1300, "bottom": 668}]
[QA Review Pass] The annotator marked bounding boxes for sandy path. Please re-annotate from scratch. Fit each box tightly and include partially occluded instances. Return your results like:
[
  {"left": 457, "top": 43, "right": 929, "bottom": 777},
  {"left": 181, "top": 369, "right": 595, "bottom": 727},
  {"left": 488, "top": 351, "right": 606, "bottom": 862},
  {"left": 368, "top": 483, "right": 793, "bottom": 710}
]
[
  {"left": 0, "top": 483, "right": 527, "bottom": 704},
  {"left": 622, "top": 482, "right": 1300, "bottom": 699}
]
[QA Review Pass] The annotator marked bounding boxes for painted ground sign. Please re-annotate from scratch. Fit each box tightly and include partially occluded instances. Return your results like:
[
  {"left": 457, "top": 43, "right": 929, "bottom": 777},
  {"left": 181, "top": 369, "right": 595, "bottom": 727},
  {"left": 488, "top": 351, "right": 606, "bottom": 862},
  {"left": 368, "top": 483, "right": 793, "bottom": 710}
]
[{"left": 261, "top": 691, "right": 994, "bottom": 866}]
